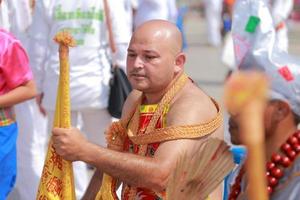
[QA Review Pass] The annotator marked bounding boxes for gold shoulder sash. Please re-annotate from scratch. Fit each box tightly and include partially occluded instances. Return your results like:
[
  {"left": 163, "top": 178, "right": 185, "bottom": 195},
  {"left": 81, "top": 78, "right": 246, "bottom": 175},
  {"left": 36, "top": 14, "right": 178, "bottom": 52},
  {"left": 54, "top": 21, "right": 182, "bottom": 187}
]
[
  {"left": 128, "top": 99, "right": 222, "bottom": 145},
  {"left": 127, "top": 73, "right": 189, "bottom": 140}
]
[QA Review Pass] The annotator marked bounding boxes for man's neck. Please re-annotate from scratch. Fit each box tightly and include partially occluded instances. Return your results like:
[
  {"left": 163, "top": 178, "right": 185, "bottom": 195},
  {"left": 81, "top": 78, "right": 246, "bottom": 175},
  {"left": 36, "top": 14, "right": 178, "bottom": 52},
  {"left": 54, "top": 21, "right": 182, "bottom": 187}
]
[
  {"left": 143, "top": 92, "right": 166, "bottom": 104},
  {"left": 265, "top": 126, "right": 298, "bottom": 160},
  {"left": 143, "top": 72, "right": 183, "bottom": 104},
  {"left": 143, "top": 84, "right": 173, "bottom": 104}
]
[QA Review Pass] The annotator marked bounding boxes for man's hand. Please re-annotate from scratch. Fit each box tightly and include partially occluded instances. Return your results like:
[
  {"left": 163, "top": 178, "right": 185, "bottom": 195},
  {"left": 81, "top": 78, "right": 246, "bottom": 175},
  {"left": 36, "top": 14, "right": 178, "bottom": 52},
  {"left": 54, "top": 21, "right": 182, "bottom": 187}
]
[
  {"left": 52, "top": 127, "right": 88, "bottom": 161},
  {"left": 36, "top": 93, "right": 47, "bottom": 116}
]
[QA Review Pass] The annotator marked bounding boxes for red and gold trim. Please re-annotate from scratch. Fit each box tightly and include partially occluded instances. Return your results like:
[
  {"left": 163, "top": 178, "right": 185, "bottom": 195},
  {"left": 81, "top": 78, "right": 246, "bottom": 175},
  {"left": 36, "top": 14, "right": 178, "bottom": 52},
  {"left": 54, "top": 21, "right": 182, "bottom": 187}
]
[{"left": 129, "top": 99, "right": 222, "bottom": 145}]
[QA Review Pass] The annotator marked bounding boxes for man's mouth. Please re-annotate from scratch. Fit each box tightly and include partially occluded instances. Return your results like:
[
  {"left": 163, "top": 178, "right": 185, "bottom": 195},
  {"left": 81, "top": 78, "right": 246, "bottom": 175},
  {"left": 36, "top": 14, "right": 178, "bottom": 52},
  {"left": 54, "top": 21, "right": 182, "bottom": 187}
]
[{"left": 130, "top": 73, "right": 146, "bottom": 78}]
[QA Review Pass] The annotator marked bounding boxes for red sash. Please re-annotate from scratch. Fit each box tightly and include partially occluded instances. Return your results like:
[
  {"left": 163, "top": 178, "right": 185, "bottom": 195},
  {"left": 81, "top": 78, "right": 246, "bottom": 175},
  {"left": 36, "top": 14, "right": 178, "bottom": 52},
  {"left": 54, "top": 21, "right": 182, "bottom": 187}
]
[{"left": 122, "top": 104, "right": 166, "bottom": 200}]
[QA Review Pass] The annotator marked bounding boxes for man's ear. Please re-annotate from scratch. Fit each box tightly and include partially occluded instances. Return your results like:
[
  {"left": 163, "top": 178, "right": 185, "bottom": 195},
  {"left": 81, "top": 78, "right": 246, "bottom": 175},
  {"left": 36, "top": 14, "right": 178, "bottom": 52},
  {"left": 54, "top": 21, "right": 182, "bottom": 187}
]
[
  {"left": 174, "top": 52, "right": 186, "bottom": 72},
  {"left": 273, "top": 100, "right": 291, "bottom": 122}
]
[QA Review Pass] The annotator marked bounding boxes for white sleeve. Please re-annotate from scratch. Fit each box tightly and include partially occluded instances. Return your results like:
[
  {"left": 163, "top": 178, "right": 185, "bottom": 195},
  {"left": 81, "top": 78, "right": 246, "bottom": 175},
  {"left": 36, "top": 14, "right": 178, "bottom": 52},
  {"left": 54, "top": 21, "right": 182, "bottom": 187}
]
[
  {"left": 108, "top": 0, "right": 132, "bottom": 44},
  {"left": 108, "top": 0, "right": 132, "bottom": 70},
  {"left": 0, "top": 1, "right": 11, "bottom": 30},
  {"left": 113, "top": 43, "right": 128, "bottom": 72},
  {"left": 167, "top": 0, "right": 178, "bottom": 23},
  {"left": 271, "top": 0, "right": 294, "bottom": 26},
  {"left": 131, "top": 0, "right": 139, "bottom": 10},
  {"left": 27, "top": 0, "right": 51, "bottom": 94}
]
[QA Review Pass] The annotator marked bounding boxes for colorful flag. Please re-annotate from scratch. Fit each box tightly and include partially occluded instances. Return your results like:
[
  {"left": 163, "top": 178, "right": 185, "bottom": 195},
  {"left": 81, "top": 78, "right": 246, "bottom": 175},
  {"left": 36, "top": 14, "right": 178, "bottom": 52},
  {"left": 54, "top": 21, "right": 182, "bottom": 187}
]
[{"left": 36, "top": 32, "right": 76, "bottom": 200}]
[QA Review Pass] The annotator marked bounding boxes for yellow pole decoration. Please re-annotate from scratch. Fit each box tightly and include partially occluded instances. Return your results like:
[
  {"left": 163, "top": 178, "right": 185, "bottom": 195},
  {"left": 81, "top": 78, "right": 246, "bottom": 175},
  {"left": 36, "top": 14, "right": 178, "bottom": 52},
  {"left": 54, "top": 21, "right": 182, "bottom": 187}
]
[
  {"left": 36, "top": 31, "right": 76, "bottom": 200},
  {"left": 224, "top": 72, "right": 269, "bottom": 200},
  {"left": 95, "top": 175, "right": 117, "bottom": 200}
]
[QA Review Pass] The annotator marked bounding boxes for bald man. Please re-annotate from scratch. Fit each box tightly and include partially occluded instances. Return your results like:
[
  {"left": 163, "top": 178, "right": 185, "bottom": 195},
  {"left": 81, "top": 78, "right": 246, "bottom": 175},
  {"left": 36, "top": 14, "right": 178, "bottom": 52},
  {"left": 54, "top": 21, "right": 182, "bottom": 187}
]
[{"left": 52, "top": 20, "right": 225, "bottom": 199}]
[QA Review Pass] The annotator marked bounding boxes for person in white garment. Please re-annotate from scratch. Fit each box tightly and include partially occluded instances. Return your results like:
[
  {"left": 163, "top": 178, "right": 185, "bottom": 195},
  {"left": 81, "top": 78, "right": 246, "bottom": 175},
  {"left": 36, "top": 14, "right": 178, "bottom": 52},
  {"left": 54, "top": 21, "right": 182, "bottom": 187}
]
[
  {"left": 203, "top": 0, "right": 223, "bottom": 47},
  {"left": 221, "top": 0, "right": 294, "bottom": 75},
  {"left": 28, "top": 0, "right": 131, "bottom": 198},
  {"left": 6, "top": 0, "right": 32, "bottom": 47},
  {"left": 271, "top": 0, "right": 294, "bottom": 52},
  {"left": 111, "top": 0, "right": 135, "bottom": 69},
  {"left": 0, "top": 1, "right": 48, "bottom": 200},
  {"left": 134, "top": 0, "right": 178, "bottom": 29},
  {"left": 123, "top": 0, "right": 138, "bottom": 32}
]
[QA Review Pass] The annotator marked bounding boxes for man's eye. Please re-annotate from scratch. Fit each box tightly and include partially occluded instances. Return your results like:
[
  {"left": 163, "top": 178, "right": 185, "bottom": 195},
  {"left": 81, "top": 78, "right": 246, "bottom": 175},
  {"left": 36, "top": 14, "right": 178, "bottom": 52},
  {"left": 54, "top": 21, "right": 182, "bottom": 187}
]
[
  {"left": 128, "top": 53, "right": 136, "bottom": 58},
  {"left": 145, "top": 55, "right": 156, "bottom": 60}
]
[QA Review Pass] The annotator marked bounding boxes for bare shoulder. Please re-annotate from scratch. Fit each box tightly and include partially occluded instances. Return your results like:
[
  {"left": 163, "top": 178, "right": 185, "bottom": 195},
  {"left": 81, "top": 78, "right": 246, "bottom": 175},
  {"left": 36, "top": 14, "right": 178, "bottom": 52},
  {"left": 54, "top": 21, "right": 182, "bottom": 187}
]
[
  {"left": 166, "top": 81, "right": 219, "bottom": 126},
  {"left": 121, "top": 90, "right": 142, "bottom": 119}
]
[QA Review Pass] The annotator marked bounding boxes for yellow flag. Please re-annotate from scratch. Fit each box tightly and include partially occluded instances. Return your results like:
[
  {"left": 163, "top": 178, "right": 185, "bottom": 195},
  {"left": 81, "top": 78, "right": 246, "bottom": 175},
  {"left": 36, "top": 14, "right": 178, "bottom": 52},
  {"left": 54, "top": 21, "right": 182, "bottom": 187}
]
[{"left": 36, "top": 32, "right": 76, "bottom": 200}]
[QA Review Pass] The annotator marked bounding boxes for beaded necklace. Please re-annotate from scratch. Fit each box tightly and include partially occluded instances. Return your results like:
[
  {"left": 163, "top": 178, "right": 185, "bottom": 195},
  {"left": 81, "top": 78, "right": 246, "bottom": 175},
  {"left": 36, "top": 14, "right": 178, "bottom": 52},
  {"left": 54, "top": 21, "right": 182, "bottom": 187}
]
[{"left": 229, "top": 130, "right": 300, "bottom": 200}]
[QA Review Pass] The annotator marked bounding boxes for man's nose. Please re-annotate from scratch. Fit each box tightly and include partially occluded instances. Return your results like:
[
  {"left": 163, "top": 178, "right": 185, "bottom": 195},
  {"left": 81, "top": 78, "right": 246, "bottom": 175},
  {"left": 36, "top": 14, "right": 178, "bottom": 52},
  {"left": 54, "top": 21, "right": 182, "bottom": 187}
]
[{"left": 133, "top": 56, "right": 144, "bottom": 69}]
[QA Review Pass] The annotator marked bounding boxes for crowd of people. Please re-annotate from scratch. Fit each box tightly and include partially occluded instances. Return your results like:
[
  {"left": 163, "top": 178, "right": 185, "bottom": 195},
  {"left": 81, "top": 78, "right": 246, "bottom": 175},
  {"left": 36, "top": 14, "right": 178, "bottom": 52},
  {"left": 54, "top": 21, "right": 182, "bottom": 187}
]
[{"left": 0, "top": 0, "right": 300, "bottom": 200}]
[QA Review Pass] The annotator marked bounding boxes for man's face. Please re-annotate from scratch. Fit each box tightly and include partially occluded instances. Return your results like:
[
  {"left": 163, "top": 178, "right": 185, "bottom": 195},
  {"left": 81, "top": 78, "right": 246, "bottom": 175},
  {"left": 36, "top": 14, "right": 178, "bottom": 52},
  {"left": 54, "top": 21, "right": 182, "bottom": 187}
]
[
  {"left": 126, "top": 34, "right": 177, "bottom": 93},
  {"left": 228, "top": 101, "right": 277, "bottom": 144}
]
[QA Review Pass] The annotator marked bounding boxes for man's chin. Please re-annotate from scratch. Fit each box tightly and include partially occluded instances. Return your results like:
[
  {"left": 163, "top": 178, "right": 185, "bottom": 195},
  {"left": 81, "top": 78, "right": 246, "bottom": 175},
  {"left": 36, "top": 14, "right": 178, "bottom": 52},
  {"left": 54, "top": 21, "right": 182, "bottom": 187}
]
[
  {"left": 131, "top": 85, "right": 149, "bottom": 92},
  {"left": 129, "top": 79, "right": 148, "bottom": 89}
]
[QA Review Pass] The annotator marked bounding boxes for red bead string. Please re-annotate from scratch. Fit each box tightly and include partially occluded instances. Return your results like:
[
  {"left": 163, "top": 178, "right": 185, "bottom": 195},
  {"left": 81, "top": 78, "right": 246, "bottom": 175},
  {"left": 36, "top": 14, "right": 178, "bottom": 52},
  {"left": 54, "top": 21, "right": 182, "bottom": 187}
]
[{"left": 228, "top": 130, "right": 300, "bottom": 200}]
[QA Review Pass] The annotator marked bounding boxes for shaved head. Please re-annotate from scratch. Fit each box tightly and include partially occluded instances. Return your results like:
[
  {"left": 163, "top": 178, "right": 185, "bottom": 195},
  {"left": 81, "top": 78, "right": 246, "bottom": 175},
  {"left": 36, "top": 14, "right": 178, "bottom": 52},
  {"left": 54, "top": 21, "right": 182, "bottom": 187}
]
[
  {"left": 126, "top": 20, "right": 186, "bottom": 96},
  {"left": 130, "top": 20, "right": 183, "bottom": 56}
]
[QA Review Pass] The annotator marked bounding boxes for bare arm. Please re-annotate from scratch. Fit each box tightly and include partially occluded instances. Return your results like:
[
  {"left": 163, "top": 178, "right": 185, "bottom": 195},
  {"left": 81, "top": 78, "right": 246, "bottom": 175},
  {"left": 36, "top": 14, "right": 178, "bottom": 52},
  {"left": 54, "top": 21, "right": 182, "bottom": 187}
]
[
  {"left": 52, "top": 126, "right": 199, "bottom": 192},
  {"left": 0, "top": 80, "right": 36, "bottom": 107},
  {"left": 52, "top": 83, "right": 224, "bottom": 192}
]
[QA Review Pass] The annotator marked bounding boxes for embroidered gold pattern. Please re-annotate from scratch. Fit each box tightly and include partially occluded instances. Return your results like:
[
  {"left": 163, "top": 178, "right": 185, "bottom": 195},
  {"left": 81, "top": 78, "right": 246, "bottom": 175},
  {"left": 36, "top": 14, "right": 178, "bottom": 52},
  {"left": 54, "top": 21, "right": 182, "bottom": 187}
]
[
  {"left": 127, "top": 73, "right": 189, "bottom": 139},
  {"left": 124, "top": 73, "right": 190, "bottom": 199},
  {"left": 105, "top": 121, "right": 127, "bottom": 150},
  {"left": 129, "top": 99, "right": 222, "bottom": 145}
]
